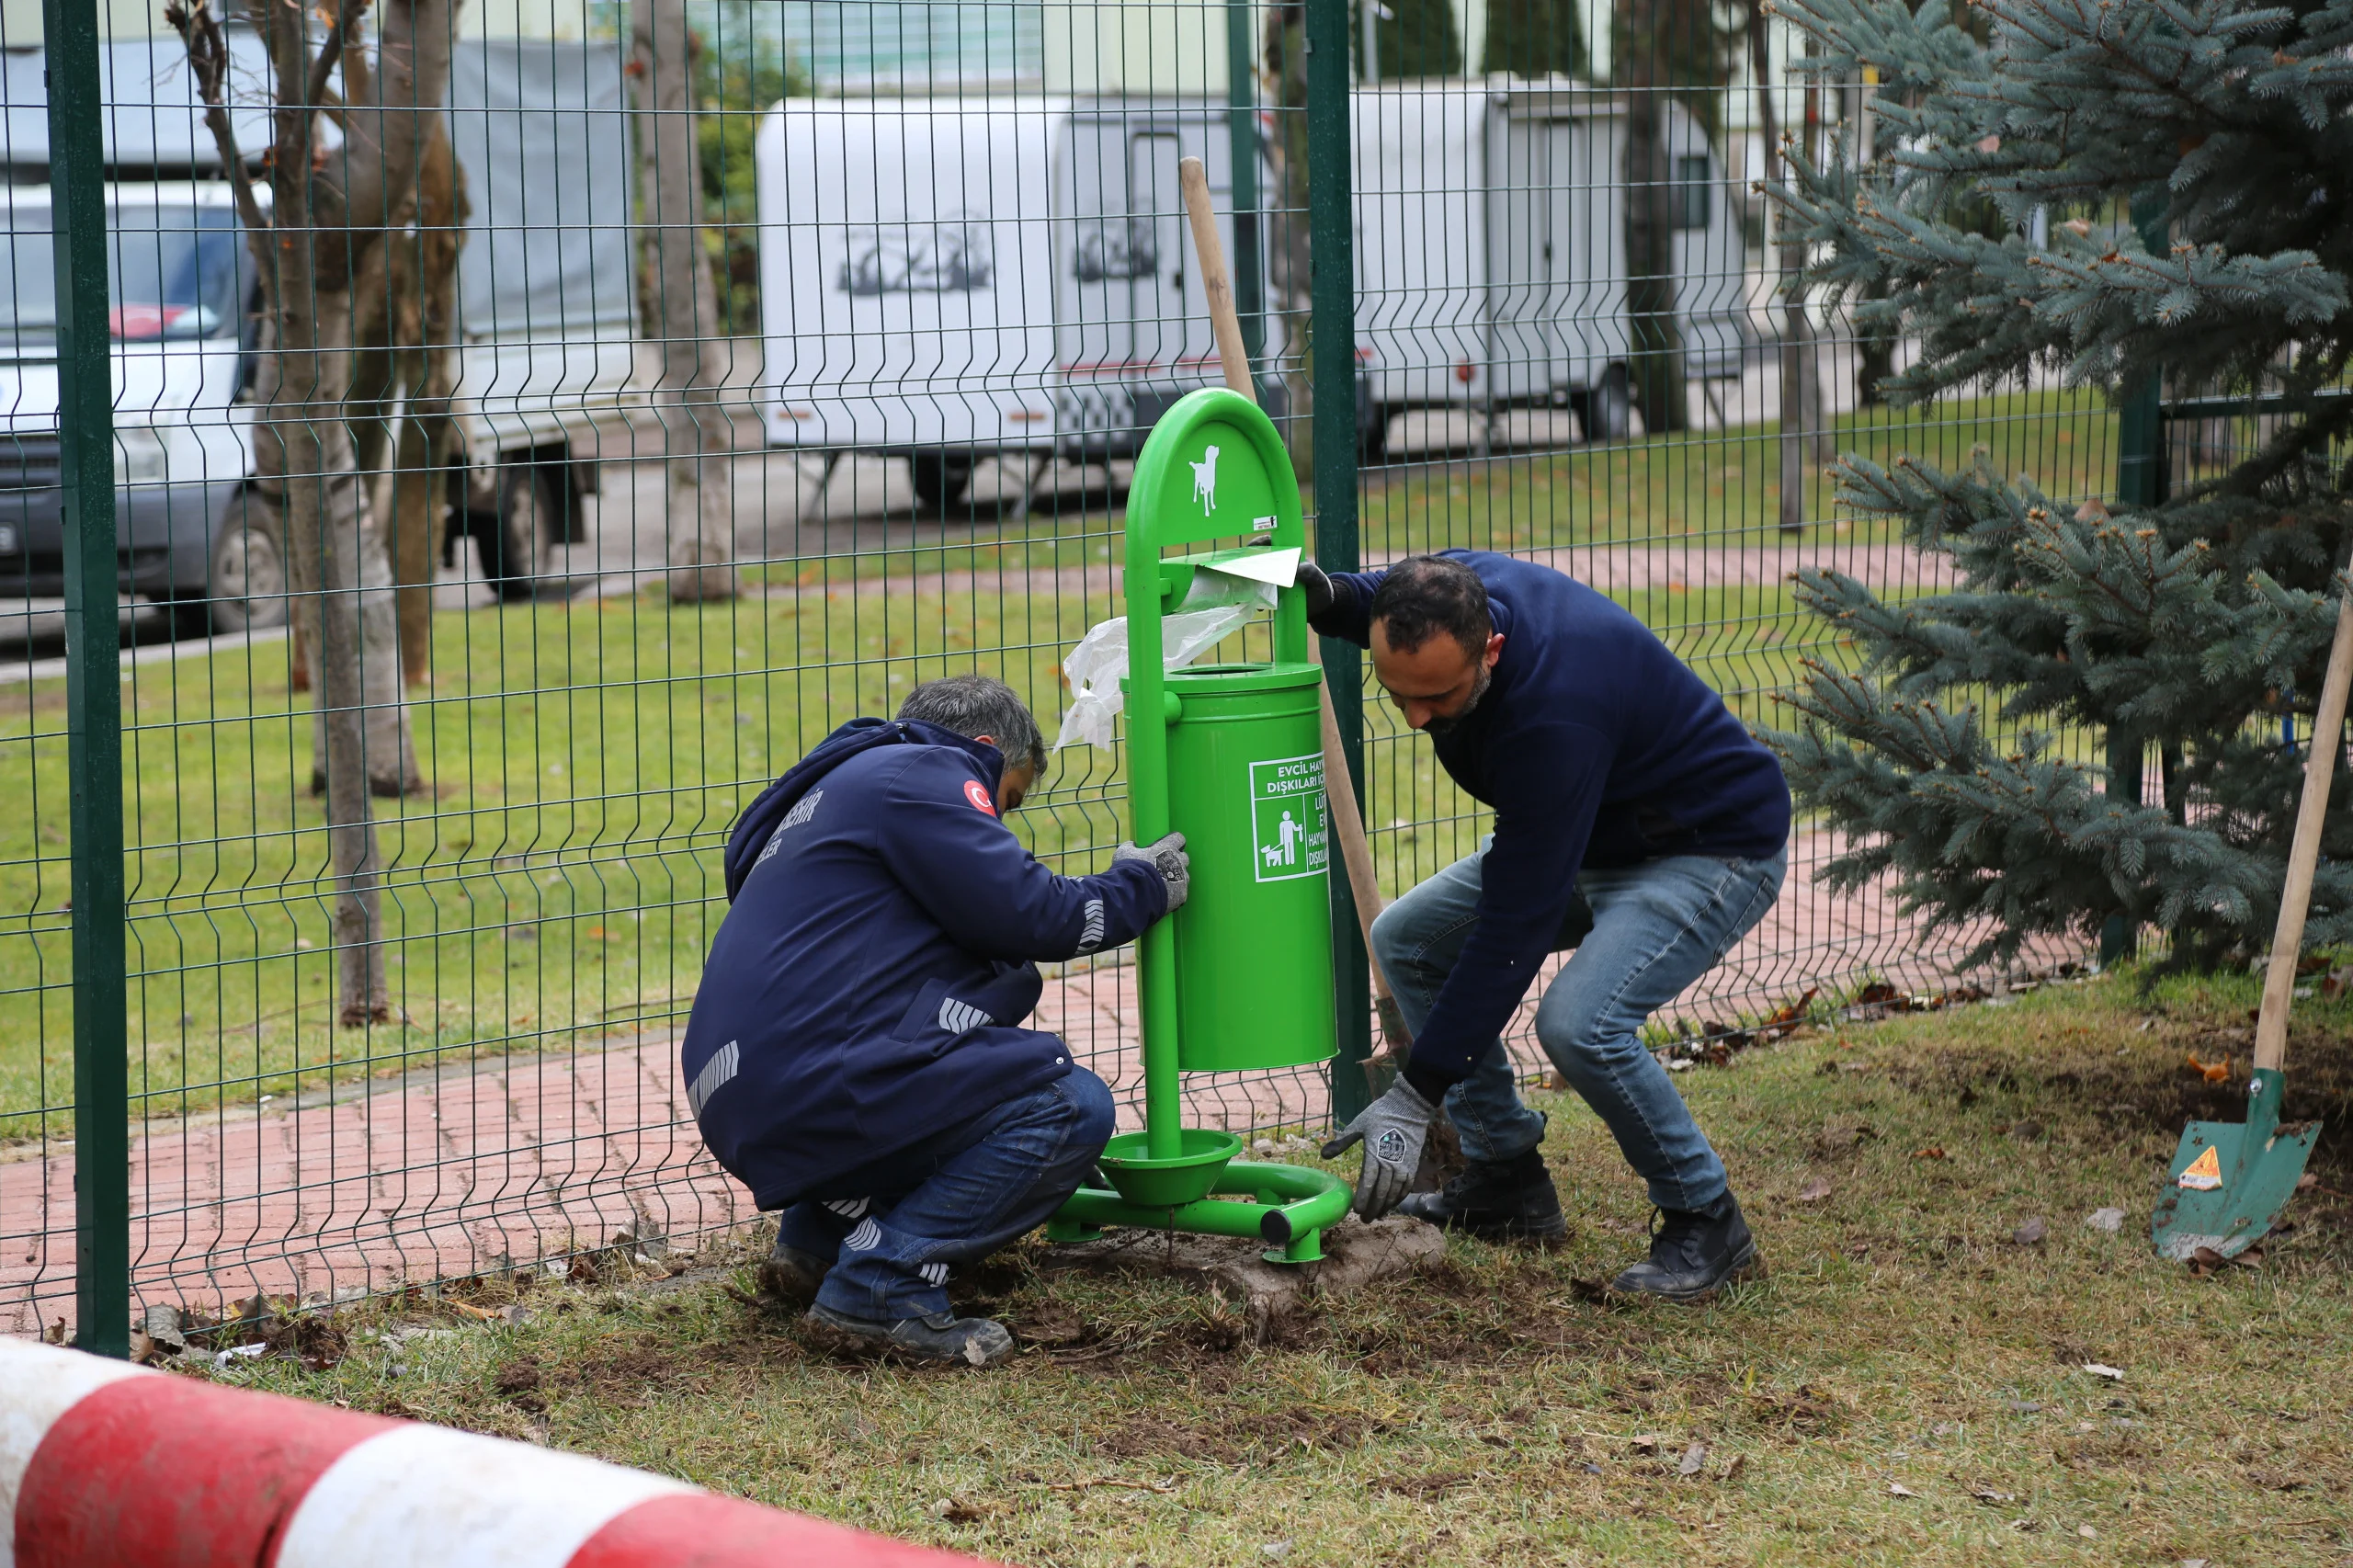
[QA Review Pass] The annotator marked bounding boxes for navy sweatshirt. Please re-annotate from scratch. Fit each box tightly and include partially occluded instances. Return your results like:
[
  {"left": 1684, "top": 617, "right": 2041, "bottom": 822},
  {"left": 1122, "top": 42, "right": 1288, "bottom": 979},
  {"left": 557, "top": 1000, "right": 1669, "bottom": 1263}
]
[
  {"left": 679, "top": 718, "right": 1168, "bottom": 1209},
  {"left": 1315, "top": 551, "right": 1790, "bottom": 1092}
]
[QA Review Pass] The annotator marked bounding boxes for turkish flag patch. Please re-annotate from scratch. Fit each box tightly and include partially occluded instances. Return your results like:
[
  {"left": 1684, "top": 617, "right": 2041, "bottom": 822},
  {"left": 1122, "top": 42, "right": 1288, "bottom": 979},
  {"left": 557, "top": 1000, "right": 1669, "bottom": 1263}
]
[{"left": 963, "top": 778, "right": 996, "bottom": 815}]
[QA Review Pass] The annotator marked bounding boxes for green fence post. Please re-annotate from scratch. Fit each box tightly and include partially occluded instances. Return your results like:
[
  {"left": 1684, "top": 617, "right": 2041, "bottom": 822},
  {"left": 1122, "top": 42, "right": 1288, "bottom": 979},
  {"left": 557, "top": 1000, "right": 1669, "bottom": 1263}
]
[
  {"left": 1224, "top": 0, "right": 1266, "bottom": 387},
  {"left": 1304, "top": 0, "right": 1371, "bottom": 1124},
  {"left": 44, "top": 0, "right": 131, "bottom": 1357},
  {"left": 2103, "top": 197, "right": 2169, "bottom": 971}
]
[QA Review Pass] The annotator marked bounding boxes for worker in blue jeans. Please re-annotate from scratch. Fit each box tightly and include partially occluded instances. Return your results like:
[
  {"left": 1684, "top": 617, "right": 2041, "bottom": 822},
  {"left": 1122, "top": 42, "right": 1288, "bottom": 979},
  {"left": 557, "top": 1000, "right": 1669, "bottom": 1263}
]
[{"left": 1306, "top": 551, "right": 1790, "bottom": 1301}]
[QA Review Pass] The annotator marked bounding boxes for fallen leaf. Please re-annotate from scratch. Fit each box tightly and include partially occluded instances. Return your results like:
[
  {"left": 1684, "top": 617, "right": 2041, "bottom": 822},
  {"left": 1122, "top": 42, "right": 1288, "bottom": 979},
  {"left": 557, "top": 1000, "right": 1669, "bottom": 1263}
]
[
  {"left": 1721, "top": 1453, "right": 1746, "bottom": 1481},
  {"left": 1912, "top": 1146, "right": 1947, "bottom": 1161},
  {"left": 1972, "top": 1487, "right": 2018, "bottom": 1504},
  {"left": 2085, "top": 1207, "right": 2126, "bottom": 1233},
  {"left": 1631, "top": 1433, "right": 1662, "bottom": 1454},
  {"left": 1677, "top": 1441, "right": 1709, "bottom": 1477},
  {"left": 1888, "top": 1481, "right": 1921, "bottom": 1497},
  {"left": 445, "top": 1300, "right": 498, "bottom": 1322},
  {"left": 2078, "top": 1525, "right": 2097, "bottom": 1539},
  {"left": 2006, "top": 1401, "right": 2042, "bottom": 1415},
  {"left": 2184, "top": 1052, "right": 2231, "bottom": 1084},
  {"left": 2296, "top": 1173, "right": 2318, "bottom": 1191},
  {"left": 2081, "top": 1363, "right": 2125, "bottom": 1381},
  {"left": 1798, "top": 1176, "right": 1834, "bottom": 1202},
  {"left": 2012, "top": 1217, "right": 2049, "bottom": 1246}
]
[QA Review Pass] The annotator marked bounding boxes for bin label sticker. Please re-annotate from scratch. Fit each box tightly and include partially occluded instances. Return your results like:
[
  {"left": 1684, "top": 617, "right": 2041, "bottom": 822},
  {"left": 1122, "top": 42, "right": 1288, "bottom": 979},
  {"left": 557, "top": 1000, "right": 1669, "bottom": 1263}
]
[{"left": 1248, "top": 753, "right": 1329, "bottom": 883}]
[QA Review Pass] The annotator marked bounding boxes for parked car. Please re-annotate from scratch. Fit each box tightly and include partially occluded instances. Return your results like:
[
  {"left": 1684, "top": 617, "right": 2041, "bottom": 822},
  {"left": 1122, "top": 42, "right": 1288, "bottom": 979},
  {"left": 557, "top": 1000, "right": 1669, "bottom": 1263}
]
[{"left": 0, "top": 31, "right": 639, "bottom": 630}]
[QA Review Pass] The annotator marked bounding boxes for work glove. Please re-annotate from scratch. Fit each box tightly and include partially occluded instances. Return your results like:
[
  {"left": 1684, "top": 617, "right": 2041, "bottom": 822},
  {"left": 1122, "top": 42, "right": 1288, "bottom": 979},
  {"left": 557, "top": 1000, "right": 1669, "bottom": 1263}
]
[
  {"left": 1294, "top": 559, "right": 1336, "bottom": 620},
  {"left": 1113, "top": 830, "right": 1190, "bottom": 913},
  {"left": 1321, "top": 1076, "right": 1437, "bottom": 1221}
]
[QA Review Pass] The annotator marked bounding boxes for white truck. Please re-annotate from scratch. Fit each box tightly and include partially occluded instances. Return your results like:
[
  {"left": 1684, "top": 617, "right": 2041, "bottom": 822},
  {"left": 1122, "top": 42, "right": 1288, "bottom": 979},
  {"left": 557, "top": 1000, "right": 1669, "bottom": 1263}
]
[
  {"left": 0, "top": 30, "right": 637, "bottom": 631},
  {"left": 755, "top": 77, "right": 1750, "bottom": 504}
]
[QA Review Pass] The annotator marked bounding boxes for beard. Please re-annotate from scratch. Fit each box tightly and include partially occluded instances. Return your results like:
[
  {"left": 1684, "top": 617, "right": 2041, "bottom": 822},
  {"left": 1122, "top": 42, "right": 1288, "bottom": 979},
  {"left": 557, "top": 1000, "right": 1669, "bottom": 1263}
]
[{"left": 1420, "top": 662, "right": 1492, "bottom": 738}]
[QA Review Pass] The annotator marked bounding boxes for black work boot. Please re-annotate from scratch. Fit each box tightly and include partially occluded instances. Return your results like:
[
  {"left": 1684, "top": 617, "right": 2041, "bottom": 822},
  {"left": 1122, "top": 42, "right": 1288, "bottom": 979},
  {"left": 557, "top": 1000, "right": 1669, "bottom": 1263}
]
[
  {"left": 1609, "top": 1191, "right": 1763, "bottom": 1302},
  {"left": 805, "top": 1302, "right": 1016, "bottom": 1367},
  {"left": 1395, "top": 1149, "right": 1568, "bottom": 1242},
  {"left": 756, "top": 1239, "right": 829, "bottom": 1308}
]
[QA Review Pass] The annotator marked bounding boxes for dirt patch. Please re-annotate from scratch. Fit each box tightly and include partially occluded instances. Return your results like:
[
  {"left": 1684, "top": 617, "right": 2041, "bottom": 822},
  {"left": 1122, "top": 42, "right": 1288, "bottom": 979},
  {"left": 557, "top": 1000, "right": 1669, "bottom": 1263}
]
[{"left": 551, "top": 1333, "right": 703, "bottom": 1398}]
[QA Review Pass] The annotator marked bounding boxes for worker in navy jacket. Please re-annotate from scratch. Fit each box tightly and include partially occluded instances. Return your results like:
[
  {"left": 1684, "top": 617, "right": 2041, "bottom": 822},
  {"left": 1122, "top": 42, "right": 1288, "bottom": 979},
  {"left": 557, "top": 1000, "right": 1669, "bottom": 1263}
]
[
  {"left": 1307, "top": 552, "right": 1790, "bottom": 1302},
  {"left": 680, "top": 676, "right": 1187, "bottom": 1365}
]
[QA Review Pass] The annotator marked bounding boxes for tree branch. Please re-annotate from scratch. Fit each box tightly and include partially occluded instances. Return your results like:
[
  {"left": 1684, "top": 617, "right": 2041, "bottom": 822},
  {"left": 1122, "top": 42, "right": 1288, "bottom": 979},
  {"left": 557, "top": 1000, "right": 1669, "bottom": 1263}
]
[{"left": 163, "top": 0, "right": 271, "bottom": 237}]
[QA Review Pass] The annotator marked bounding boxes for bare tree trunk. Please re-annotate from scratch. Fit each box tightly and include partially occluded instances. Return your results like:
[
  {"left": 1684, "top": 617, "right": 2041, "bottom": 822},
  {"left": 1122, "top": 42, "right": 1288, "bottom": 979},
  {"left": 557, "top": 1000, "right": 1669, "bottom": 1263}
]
[
  {"left": 175, "top": 0, "right": 454, "bottom": 1024},
  {"left": 632, "top": 0, "right": 737, "bottom": 603},
  {"left": 1751, "top": 1, "right": 1817, "bottom": 530},
  {"left": 386, "top": 128, "right": 466, "bottom": 687},
  {"left": 1621, "top": 0, "right": 1689, "bottom": 437},
  {"left": 1263, "top": 3, "right": 1314, "bottom": 471}
]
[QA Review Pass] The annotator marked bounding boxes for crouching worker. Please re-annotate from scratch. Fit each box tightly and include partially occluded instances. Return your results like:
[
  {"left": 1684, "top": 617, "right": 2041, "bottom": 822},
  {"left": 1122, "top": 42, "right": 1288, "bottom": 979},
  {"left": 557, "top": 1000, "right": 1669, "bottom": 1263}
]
[{"left": 679, "top": 676, "right": 1188, "bottom": 1366}]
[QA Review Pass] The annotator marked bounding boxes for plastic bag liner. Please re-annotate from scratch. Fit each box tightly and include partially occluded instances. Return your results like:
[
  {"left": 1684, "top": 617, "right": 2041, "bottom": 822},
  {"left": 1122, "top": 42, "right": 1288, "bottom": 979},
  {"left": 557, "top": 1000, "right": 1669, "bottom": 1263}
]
[{"left": 1054, "top": 569, "right": 1276, "bottom": 752}]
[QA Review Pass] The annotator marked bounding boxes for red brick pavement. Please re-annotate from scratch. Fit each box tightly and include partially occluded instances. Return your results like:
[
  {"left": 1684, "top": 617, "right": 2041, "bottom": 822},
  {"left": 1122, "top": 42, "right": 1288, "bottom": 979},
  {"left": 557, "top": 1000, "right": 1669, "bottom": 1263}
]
[{"left": 0, "top": 832, "right": 2080, "bottom": 1335}]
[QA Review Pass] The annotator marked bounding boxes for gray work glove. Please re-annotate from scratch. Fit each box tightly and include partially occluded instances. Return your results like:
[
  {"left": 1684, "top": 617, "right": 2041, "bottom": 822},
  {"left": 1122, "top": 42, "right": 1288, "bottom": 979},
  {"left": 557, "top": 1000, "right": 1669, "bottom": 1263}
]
[
  {"left": 1320, "top": 1076, "right": 1437, "bottom": 1221},
  {"left": 1113, "top": 830, "right": 1190, "bottom": 912}
]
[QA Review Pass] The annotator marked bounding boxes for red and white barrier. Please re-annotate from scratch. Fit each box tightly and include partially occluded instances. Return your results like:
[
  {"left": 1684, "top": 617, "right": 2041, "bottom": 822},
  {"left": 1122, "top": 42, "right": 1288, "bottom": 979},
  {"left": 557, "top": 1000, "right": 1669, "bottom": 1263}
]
[{"left": 0, "top": 1336, "right": 993, "bottom": 1568}]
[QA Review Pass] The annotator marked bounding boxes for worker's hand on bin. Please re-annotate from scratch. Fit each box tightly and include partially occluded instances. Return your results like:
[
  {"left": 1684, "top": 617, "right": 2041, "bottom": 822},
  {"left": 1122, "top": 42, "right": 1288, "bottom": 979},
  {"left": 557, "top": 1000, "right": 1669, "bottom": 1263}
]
[
  {"left": 1112, "top": 830, "right": 1190, "bottom": 913},
  {"left": 1321, "top": 1077, "right": 1437, "bottom": 1221},
  {"left": 1293, "top": 559, "right": 1336, "bottom": 620}
]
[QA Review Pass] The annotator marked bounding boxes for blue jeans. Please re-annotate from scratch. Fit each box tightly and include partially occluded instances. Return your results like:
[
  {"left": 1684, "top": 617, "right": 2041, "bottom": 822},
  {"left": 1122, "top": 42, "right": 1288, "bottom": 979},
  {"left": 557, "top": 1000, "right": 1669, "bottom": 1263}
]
[
  {"left": 776, "top": 1066, "right": 1116, "bottom": 1321},
  {"left": 1371, "top": 844, "right": 1786, "bottom": 1210}
]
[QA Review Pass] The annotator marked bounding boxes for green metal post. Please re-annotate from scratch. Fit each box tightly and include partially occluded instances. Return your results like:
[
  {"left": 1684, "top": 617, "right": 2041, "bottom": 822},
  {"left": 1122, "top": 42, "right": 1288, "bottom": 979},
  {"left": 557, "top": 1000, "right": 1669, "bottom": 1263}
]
[
  {"left": 1304, "top": 0, "right": 1372, "bottom": 1124},
  {"left": 45, "top": 0, "right": 131, "bottom": 1358},
  {"left": 2103, "top": 197, "right": 2170, "bottom": 970},
  {"left": 1225, "top": 0, "right": 1266, "bottom": 385}
]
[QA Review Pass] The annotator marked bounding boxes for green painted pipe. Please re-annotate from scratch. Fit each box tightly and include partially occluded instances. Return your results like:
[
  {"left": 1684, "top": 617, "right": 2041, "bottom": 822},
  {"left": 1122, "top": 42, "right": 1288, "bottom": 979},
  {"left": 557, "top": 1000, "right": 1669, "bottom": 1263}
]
[{"left": 1055, "top": 1160, "right": 1351, "bottom": 1250}]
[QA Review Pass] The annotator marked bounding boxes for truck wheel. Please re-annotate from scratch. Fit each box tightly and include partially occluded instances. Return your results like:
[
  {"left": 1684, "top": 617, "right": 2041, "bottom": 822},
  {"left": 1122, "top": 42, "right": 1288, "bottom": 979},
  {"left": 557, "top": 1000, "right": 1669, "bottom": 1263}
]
[
  {"left": 1582, "top": 365, "right": 1632, "bottom": 443},
  {"left": 476, "top": 460, "right": 551, "bottom": 601},
  {"left": 908, "top": 452, "right": 974, "bottom": 515},
  {"left": 202, "top": 490, "right": 290, "bottom": 636}
]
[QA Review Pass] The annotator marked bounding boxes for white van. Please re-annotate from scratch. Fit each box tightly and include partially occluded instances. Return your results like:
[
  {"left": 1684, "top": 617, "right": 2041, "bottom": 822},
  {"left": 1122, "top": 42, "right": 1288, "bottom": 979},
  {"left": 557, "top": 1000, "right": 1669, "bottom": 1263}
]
[
  {"left": 756, "top": 95, "right": 1257, "bottom": 514},
  {"left": 1356, "top": 78, "right": 1749, "bottom": 449},
  {"left": 755, "top": 79, "right": 1749, "bottom": 499},
  {"left": 0, "top": 31, "right": 637, "bottom": 629}
]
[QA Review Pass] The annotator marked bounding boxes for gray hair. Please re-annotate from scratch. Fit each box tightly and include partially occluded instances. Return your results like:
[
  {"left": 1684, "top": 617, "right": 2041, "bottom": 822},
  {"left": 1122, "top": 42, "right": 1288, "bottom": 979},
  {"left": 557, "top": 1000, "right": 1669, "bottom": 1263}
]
[{"left": 897, "top": 675, "right": 1048, "bottom": 773}]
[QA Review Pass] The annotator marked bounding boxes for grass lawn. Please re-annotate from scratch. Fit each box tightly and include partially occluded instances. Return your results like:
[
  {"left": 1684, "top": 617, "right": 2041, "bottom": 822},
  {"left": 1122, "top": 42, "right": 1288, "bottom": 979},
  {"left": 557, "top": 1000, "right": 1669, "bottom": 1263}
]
[
  {"left": 210, "top": 969, "right": 2353, "bottom": 1566},
  {"left": 0, "top": 388, "right": 2122, "bottom": 1141}
]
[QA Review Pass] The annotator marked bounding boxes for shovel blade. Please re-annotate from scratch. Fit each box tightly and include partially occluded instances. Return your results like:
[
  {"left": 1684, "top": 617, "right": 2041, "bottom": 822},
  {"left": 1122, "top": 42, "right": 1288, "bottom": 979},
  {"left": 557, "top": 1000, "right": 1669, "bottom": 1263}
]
[{"left": 2151, "top": 1117, "right": 2319, "bottom": 1261}]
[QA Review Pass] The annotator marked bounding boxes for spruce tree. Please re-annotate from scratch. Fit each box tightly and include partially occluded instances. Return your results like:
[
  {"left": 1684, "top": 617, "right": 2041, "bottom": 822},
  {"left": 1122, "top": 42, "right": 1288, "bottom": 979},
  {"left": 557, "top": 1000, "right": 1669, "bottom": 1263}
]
[{"left": 1761, "top": 0, "right": 2353, "bottom": 969}]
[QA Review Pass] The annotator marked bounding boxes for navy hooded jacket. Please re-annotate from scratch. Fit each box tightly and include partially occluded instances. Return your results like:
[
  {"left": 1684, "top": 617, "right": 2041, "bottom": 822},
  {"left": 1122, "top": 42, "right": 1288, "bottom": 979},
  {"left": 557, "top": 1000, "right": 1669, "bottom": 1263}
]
[
  {"left": 1314, "top": 551, "right": 1790, "bottom": 1091},
  {"left": 680, "top": 718, "right": 1168, "bottom": 1209}
]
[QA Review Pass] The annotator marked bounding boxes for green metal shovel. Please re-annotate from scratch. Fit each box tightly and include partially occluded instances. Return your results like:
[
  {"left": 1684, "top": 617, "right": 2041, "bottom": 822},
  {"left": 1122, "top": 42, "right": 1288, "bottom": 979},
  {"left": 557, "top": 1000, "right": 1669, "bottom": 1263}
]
[{"left": 2151, "top": 587, "right": 2349, "bottom": 1259}]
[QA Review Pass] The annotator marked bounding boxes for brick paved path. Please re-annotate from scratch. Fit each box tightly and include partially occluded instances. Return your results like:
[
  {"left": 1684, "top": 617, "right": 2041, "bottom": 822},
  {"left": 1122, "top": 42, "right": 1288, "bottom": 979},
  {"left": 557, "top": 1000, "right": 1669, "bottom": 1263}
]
[{"left": 0, "top": 833, "right": 2078, "bottom": 1335}]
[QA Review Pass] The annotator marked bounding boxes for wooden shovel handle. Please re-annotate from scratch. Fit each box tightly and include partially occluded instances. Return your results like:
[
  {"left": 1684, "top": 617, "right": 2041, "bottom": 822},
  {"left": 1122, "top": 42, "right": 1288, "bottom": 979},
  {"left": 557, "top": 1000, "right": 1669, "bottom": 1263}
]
[
  {"left": 2256, "top": 586, "right": 2353, "bottom": 1073},
  {"left": 1176, "top": 155, "right": 1410, "bottom": 1041}
]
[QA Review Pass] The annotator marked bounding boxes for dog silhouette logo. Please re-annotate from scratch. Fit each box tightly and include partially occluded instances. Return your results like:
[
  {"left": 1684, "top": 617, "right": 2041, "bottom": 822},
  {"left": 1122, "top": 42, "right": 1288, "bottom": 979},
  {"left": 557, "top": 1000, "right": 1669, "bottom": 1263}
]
[{"left": 1190, "top": 445, "right": 1219, "bottom": 516}]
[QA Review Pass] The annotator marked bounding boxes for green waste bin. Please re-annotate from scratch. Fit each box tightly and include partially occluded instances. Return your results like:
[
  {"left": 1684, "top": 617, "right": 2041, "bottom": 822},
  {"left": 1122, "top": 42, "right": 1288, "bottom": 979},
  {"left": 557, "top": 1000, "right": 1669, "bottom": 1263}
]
[
  {"left": 1117, "top": 387, "right": 1337, "bottom": 1156},
  {"left": 1164, "top": 661, "right": 1335, "bottom": 1072}
]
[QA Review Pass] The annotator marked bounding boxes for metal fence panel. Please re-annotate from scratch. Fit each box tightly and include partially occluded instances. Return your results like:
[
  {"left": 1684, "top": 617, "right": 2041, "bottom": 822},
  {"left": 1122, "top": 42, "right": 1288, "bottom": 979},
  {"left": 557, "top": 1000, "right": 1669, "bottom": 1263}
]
[{"left": 0, "top": 0, "right": 2112, "bottom": 1340}]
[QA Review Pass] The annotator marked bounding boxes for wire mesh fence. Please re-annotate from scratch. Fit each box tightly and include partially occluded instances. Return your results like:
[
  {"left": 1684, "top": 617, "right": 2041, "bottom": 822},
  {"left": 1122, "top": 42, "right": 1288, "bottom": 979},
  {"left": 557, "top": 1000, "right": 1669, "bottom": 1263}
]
[{"left": 1, "top": 0, "right": 2112, "bottom": 1344}]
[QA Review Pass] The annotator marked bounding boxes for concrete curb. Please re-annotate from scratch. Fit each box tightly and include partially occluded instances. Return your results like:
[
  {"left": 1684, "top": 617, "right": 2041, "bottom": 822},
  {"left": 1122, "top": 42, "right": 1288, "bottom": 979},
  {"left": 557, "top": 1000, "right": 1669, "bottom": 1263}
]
[{"left": 0, "top": 1335, "right": 990, "bottom": 1567}]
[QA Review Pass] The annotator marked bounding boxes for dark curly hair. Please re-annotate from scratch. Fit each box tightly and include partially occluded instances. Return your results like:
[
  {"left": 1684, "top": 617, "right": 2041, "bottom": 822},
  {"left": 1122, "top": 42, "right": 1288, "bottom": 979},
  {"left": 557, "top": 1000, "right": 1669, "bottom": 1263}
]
[{"left": 1369, "top": 555, "right": 1491, "bottom": 661}]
